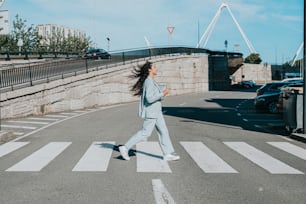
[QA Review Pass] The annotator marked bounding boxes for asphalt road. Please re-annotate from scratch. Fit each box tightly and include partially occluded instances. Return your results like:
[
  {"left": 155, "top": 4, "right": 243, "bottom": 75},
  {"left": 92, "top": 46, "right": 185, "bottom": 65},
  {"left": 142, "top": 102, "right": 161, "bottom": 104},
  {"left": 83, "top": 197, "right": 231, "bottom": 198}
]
[{"left": 1, "top": 89, "right": 306, "bottom": 204}]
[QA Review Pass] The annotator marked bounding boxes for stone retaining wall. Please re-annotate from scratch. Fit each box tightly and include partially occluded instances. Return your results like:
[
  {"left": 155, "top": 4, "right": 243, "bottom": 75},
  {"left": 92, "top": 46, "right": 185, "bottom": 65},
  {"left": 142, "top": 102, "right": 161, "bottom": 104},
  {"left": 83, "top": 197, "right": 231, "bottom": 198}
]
[
  {"left": 1, "top": 55, "right": 209, "bottom": 119},
  {"left": 231, "top": 63, "right": 272, "bottom": 84}
]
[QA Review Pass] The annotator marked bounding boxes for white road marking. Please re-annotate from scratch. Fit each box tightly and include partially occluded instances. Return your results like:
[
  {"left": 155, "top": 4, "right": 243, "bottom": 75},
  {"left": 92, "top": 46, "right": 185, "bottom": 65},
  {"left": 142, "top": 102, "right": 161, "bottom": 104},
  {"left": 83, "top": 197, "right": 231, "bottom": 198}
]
[
  {"left": 45, "top": 115, "right": 68, "bottom": 118},
  {"left": 13, "top": 132, "right": 24, "bottom": 136},
  {"left": 72, "top": 141, "right": 115, "bottom": 172},
  {"left": 152, "top": 179, "right": 176, "bottom": 204},
  {"left": 180, "top": 141, "right": 238, "bottom": 173},
  {"left": 74, "top": 111, "right": 88, "bottom": 113},
  {"left": 6, "top": 142, "right": 71, "bottom": 172},
  {"left": 0, "top": 142, "right": 29, "bottom": 158},
  {"left": 1, "top": 125, "right": 37, "bottom": 130},
  {"left": 7, "top": 120, "right": 49, "bottom": 125},
  {"left": 267, "top": 142, "right": 306, "bottom": 161},
  {"left": 136, "top": 142, "right": 171, "bottom": 173},
  {"left": 60, "top": 112, "right": 78, "bottom": 116},
  {"left": 224, "top": 142, "right": 303, "bottom": 174},
  {"left": 27, "top": 117, "right": 59, "bottom": 121},
  {"left": 179, "top": 102, "right": 186, "bottom": 106}
]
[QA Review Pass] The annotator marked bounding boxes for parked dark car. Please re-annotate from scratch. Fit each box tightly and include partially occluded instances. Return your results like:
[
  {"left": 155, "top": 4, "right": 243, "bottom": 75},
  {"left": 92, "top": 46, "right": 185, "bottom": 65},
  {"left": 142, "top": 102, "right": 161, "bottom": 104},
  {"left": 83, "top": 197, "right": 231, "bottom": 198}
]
[
  {"left": 84, "top": 49, "right": 111, "bottom": 59},
  {"left": 232, "top": 80, "right": 256, "bottom": 89},
  {"left": 254, "top": 92, "right": 281, "bottom": 113},
  {"left": 256, "top": 82, "right": 290, "bottom": 96}
]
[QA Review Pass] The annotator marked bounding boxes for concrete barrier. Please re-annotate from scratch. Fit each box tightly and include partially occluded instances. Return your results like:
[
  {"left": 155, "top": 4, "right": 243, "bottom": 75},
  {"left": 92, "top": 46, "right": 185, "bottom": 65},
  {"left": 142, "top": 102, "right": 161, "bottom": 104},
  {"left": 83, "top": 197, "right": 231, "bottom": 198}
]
[{"left": 0, "top": 55, "right": 209, "bottom": 119}]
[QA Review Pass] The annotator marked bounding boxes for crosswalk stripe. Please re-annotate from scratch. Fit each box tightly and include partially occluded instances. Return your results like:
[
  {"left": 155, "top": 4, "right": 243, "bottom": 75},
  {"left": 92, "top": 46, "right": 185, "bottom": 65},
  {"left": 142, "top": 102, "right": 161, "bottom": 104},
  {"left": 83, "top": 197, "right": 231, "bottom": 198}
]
[
  {"left": 45, "top": 115, "right": 68, "bottom": 118},
  {"left": 72, "top": 142, "right": 114, "bottom": 172},
  {"left": 27, "top": 117, "right": 59, "bottom": 121},
  {"left": 224, "top": 142, "right": 304, "bottom": 174},
  {"left": 60, "top": 113, "right": 78, "bottom": 116},
  {"left": 1, "top": 124, "right": 37, "bottom": 130},
  {"left": 13, "top": 132, "right": 24, "bottom": 136},
  {"left": 136, "top": 142, "right": 171, "bottom": 173},
  {"left": 6, "top": 142, "right": 71, "bottom": 172},
  {"left": 180, "top": 142, "right": 238, "bottom": 173},
  {"left": 74, "top": 111, "right": 88, "bottom": 113},
  {"left": 0, "top": 142, "right": 29, "bottom": 158},
  {"left": 267, "top": 142, "right": 306, "bottom": 161},
  {"left": 7, "top": 120, "right": 49, "bottom": 125}
]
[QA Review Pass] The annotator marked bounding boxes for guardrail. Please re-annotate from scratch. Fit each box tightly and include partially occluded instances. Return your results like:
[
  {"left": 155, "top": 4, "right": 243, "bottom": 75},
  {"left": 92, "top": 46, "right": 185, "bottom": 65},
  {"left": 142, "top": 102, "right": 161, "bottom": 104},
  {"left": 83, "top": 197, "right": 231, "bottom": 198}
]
[
  {"left": 0, "top": 50, "right": 80, "bottom": 61},
  {"left": 0, "top": 47, "right": 242, "bottom": 92}
]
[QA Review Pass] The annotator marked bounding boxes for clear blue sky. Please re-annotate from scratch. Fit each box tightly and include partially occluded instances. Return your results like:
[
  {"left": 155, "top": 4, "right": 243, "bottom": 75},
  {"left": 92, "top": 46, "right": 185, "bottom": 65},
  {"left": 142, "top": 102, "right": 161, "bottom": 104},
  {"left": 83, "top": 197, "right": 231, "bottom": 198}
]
[{"left": 1, "top": 0, "right": 304, "bottom": 64}]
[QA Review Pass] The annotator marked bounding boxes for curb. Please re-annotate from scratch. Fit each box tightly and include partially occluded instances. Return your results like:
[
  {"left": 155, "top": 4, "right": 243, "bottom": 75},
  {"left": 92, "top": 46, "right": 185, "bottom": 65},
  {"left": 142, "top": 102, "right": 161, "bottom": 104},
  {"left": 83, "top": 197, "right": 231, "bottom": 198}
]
[
  {"left": 0, "top": 131, "right": 16, "bottom": 144},
  {"left": 290, "top": 133, "right": 306, "bottom": 143}
]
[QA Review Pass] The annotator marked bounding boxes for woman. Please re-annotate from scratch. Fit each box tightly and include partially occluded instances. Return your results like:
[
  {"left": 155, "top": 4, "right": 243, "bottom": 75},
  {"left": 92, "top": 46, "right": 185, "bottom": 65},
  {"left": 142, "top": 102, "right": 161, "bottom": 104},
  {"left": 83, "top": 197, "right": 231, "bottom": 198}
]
[{"left": 119, "top": 61, "right": 180, "bottom": 161}]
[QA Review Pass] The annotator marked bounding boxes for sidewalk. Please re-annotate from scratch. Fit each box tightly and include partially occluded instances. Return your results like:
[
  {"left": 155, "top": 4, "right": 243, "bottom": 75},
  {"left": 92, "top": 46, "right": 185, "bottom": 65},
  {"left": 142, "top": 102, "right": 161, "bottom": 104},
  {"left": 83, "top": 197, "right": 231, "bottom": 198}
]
[
  {"left": 0, "top": 130, "right": 15, "bottom": 144},
  {"left": 291, "top": 133, "right": 306, "bottom": 142},
  {"left": 0, "top": 59, "right": 46, "bottom": 66}
]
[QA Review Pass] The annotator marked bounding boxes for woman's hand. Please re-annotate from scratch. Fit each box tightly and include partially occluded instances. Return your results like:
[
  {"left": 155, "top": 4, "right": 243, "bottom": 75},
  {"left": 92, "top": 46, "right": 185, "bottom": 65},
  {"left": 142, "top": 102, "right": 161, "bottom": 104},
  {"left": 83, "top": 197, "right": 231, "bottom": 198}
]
[{"left": 163, "top": 88, "right": 170, "bottom": 96}]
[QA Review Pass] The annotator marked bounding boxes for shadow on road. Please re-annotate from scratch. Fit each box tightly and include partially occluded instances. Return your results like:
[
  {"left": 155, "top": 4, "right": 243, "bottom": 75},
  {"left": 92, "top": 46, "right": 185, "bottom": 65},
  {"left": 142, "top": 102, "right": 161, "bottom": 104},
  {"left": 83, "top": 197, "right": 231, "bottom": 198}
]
[
  {"left": 99, "top": 143, "right": 162, "bottom": 160},
  {"left": 163, "top": 96, "right": 289, "bottom": 136}
]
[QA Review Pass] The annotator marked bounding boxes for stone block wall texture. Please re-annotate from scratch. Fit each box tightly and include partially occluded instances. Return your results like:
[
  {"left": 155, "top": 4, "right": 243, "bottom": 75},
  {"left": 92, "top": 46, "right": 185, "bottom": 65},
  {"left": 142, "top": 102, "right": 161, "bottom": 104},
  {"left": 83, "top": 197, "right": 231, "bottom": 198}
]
[
  {"left": 231, "top": 63, "right": 272, "bottom": 84},
  {"left": 1, "top": 55, "right": 209, "bottom": 119}
]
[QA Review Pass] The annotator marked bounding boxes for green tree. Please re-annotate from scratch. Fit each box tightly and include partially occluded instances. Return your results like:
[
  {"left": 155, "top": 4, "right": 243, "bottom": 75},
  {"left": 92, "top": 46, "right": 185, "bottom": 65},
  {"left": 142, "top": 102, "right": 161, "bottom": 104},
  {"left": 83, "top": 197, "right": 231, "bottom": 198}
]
[
  {"left": 244, "top": 53, "right": 262, "bottom": 64},
  {"left": 3, "top": 14, "right": 93, "bottom": 55},
  {"left": 0, "top": 34, "right": 10, "bottom": 50},
  {"left": 11, "top": 14, "right": 39, "bottom": 52}
]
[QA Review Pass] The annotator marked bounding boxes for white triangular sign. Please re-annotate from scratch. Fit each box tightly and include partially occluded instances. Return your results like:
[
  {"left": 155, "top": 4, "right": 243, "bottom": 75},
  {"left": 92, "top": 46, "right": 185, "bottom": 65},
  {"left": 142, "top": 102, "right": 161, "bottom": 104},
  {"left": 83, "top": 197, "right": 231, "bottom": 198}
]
[{"left": 167, "top": 26, "right": 175, "bottom": 34}]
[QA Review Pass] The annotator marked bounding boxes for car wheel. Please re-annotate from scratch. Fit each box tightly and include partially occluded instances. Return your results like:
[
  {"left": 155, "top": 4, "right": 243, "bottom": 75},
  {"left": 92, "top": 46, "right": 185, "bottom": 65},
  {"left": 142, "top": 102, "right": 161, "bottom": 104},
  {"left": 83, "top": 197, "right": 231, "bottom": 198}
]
[{"left": 268, "top": 101, "right": 278, "bottom": 114}]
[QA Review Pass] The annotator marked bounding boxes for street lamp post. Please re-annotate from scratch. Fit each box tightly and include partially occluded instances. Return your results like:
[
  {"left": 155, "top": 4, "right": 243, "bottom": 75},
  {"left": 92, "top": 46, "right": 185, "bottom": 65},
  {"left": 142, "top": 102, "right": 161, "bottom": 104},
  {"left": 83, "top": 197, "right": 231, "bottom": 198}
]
[{"left": 106, "top": 37, "right": 110, "bottom": 52}]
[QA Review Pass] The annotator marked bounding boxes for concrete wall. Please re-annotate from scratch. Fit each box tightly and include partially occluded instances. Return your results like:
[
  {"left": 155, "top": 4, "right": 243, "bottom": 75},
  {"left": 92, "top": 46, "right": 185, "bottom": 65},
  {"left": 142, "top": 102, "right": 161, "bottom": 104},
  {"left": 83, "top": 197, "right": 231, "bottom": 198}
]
[
  {"left": 0, "top": 55, "right": 209, "bottom": 119},
  {"left": 231, "top": 63, "right": 272, "bottom": 84}
]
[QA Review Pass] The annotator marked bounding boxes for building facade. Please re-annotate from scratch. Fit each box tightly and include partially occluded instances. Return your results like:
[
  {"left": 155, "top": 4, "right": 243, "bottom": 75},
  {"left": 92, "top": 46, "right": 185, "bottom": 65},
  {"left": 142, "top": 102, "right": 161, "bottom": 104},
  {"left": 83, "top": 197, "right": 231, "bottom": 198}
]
[
  {"left": 37, "top": 24, "right": 86, "bottom": 45},
  {"left": 0, "top": 10, "right": 9, "bottom": 35}
]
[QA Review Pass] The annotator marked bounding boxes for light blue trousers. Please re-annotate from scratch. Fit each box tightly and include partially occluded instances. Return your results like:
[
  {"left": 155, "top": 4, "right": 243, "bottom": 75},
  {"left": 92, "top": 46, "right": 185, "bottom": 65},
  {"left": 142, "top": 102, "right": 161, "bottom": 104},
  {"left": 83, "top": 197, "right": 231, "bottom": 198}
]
[{"left": 125, "top": 113, "right": 175, "bottom": 155}]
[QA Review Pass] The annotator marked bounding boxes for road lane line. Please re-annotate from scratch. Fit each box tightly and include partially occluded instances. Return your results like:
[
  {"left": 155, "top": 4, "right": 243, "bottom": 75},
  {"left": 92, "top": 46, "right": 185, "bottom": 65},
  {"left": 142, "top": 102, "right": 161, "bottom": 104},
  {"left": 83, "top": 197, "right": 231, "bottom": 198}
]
[
  {"left": 224, "top": 142, "right": 303, "bottom": 174},
  {"left": 6, "top": 142, "right": 71, "bottom": 172},
  {"left": 267, "top": 142, "right": 306, "bottom": 161},
  {"left": 136, "top": 142, "right": 171, "bottom": 173},
  {"left": 0, "top": 142, "right": 29, "bottom": 158},
  {"left": 72, "top": 141, "right": 115, "bottom": 172},
  {"left": 152, "top": 179, "right": 176, "bottom": 204},
  {"left": 180, "top": 141, "right": 238, "bottom": 173}
]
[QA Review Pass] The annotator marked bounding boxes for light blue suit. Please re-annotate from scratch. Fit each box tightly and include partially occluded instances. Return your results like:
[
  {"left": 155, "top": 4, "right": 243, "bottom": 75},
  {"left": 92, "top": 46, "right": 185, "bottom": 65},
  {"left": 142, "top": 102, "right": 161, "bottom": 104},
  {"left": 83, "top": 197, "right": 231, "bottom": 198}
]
[{"left": 125, "top": 77, "right": 175, "bottom": 155}]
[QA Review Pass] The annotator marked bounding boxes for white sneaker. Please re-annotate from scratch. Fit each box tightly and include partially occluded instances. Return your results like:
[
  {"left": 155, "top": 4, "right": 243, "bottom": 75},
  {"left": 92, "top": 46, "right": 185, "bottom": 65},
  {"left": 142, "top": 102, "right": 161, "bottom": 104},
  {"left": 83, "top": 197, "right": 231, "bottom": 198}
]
[
  {"left": 119, "top": 145, "right": 130, "bottom": 161},
  {"left": 164, "top": 153, "right": 180, "bottom": 161}
]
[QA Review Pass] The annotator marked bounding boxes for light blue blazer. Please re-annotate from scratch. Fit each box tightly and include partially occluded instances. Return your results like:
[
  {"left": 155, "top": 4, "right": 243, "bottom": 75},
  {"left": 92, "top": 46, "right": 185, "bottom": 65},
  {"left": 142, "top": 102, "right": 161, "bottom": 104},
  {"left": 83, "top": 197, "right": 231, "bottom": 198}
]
[{"left": 139, "top": 77, "right": 165, "bottom": 119}]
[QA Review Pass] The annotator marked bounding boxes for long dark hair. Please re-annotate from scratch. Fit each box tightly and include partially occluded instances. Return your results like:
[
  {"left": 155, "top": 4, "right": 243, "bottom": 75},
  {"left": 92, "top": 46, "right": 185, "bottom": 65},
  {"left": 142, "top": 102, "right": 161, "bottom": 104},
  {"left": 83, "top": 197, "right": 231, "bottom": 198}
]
[{"left": 130, "top": 61, "right": 152, "bottom": 96}]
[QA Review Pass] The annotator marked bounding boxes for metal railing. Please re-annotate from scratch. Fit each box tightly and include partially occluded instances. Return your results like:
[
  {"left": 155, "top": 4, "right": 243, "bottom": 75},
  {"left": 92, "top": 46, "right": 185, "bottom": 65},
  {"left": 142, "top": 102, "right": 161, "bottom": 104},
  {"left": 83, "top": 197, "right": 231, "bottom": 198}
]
[{"left": 0, "top": 47, "right": 242, "bottom": 92}]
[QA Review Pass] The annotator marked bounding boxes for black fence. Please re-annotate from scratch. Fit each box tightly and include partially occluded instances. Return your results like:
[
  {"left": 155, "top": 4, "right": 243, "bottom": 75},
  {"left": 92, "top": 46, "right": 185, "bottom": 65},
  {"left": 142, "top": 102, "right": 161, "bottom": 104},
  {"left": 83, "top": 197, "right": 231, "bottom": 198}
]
[{"left": 0, "top": 47, "right": 242, "bottom": 92}]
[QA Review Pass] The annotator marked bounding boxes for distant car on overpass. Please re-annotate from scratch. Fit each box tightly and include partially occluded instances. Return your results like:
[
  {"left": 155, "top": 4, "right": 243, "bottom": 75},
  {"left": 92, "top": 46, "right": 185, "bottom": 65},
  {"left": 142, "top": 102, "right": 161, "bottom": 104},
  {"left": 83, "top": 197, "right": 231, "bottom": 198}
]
[{"left": 84, "top": 48, "right": 111, "bottom": 60}]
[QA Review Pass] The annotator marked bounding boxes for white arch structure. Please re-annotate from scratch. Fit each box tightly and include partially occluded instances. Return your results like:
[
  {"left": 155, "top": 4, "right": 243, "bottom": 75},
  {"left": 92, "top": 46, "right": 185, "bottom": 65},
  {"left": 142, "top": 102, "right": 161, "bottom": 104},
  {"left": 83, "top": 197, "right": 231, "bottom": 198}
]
[
  {"left": 196, "top": 2, "right": 257, "bottom": 54},
  {"left": 290, "top": 42, "right": 304, "bottom": 66}
]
